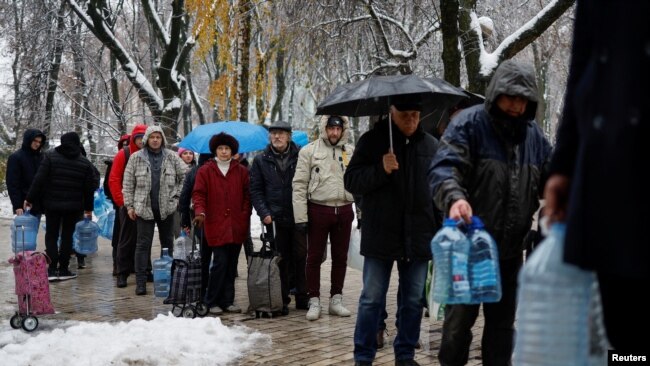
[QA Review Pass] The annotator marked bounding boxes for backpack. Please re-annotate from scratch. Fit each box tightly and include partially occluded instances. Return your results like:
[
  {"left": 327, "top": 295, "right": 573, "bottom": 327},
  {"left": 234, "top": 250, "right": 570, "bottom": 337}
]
[{"left": 103, "top": 146, "right": 130, "bottom": 202}]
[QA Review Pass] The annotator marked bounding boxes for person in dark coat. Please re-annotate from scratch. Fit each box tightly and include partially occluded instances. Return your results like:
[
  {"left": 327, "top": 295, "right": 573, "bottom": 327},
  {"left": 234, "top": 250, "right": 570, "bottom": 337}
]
[
  {"left": 25, "top": 132, "right": 96, "bottom": 281},
  {"left": 428, "top": 60, "right": 552, "bottom": 366},
  {"left": 543, "top": 0, "right": 649, "bottom": 351},
  {"left": 345, "top": 94, "right": 439, "bottom": 366},
  {"left": 103, "top": 133, "right": 130, "bottom": 275},
  {"left": 6, "top": 129, "right": 46, "bottom": 216},
  {"left": 250, "top": 120, "right": 307, "bottom": 314}
]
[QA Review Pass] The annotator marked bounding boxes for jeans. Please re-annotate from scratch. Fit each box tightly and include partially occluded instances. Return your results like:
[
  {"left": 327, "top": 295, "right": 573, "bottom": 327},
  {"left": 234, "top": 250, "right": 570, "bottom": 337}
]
[
  {"left": 438, "top": 255, "right": 522, "bottom": 366},
  {"left": 134, "top": 211, "right": 174, "bottom": 283},
  {"left": 354, "top": 257, "right": 428, "bottom": 362}
]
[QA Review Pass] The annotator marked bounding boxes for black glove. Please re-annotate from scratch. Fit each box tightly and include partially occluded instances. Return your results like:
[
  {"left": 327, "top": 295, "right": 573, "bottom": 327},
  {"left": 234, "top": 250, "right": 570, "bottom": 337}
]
[{"left": 295, "top": 222, "right": 308, "bottom": 234}]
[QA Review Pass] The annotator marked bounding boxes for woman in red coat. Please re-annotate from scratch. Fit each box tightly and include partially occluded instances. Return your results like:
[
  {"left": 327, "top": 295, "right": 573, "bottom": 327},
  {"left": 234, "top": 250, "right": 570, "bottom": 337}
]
[{"left": 192, "top": 133, "right": 251, "bottom": 314}]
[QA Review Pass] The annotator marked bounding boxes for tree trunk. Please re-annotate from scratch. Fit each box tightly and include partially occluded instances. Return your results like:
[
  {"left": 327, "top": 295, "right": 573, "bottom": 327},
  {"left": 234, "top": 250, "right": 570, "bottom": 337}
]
[
  {"left": 458, "top": 0, "right": 486, "bottom": 94},
  {"left": 440, "top": 0, "right": 461, "bottom": 87},
  {"left": 271, "top": 44, "right": 286, "bottom": 122},
  {"left": 237, "top": 0, "right": 252, "bottom": 121},
  {"left": 43, "top": 1, "right": 67, "bottom": 140},
  {"left": 110, "top": 54, "right": 126, "bottom": 135}
]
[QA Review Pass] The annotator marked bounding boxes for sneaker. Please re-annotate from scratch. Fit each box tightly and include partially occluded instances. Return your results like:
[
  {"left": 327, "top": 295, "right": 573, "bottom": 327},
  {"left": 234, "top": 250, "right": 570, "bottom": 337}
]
[
  {"left": 47, "top": 269, "right": 59, "bottom": 282},
  {"left": 77, "top": 256, "right": 86, "bottom": 269},
  {"left": 328, "top": 294, "right": 351, "bottom": 317},
  {"left": 210, "top": 306, "right": 223, "bottom": 315},
  {"left": 58, "top": 269, "right": 77, "bottom": 280},
  {"left": 305, "top": 297, "right": 321, "bottom": 321},
  {"left": 225, "top": 304, "right": 241, "bottom": 313}
]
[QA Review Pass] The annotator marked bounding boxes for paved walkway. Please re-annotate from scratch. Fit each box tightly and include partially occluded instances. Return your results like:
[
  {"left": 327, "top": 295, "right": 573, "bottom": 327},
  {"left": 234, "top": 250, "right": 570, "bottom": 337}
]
[{"left": 0, "top": 218, "right": 483, "bottom": 365}]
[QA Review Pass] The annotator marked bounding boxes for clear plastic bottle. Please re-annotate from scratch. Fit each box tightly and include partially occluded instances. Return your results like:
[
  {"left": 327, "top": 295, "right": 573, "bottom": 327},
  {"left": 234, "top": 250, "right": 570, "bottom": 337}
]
[
  {"left": 513, "top": 223, "right": 596, "bottom": 366},
  {"left": 153, "top": 248, "right": 173, "bottom": 298},
  {"left": 467, "top": 216, "right": 501, "bottom": 303},
  {"left": 431, "top": 219, "right": 471, "bottom": 304},
  {"left": 173, "top": 231, "right": 188, "bottom": 260},
  {"left": 11, "top": 209, "right": 39, "bottom": 252},
  {"left": 73, "top": 217, "right": 99, "bottom": 255}
]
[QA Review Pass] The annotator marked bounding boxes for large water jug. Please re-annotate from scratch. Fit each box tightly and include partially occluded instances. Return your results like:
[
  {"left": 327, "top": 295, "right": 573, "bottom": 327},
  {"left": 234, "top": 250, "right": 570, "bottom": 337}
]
[
  {"left": 173, "top": 231, "right": 190, "bottom": 260},
  {"left": 431, "top": 219, "right": 471, "bottom": 304},
  {"left": 153, "top": 248, "right": 173, "bottom": 297},
  {"left": 73, "top": 218, "right": 99, "bottom": 255},
  {"left": 468, "top": 216, "right": 501, "bottom": 303},
  {"left": 513, "top": 223, "right": 603, "bottom": 366},
  {"left": 11, "top": 210, "right": 39, "bottom": 253}
]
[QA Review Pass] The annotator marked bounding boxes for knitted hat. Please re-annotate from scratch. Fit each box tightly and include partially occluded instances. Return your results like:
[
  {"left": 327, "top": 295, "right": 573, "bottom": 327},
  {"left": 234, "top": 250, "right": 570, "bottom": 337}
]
[{"left": 209, "top": 132, "right": 239, "bottom": 155}]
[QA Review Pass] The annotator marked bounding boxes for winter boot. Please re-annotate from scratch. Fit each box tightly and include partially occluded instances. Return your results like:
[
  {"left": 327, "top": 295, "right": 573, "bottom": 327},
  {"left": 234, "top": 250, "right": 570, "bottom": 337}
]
[{"left": 328, "top": 294, "right": 351, "bottom": 317}]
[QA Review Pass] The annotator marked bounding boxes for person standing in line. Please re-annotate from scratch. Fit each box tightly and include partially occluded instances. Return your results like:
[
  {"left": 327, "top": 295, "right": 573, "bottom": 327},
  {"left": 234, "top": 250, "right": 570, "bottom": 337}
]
[
  {"left": 103, "top": 134, "right": 130, "bottom": 276},
  {"left": 428, "top": 60, "right": 552, "bottom": 366},
  {"left": 6, "top": 129, "right": 46, "bottom": 218},
  {"left": 110, "top": 125, "right": 147, "bottom": 288},
  {"left": 122, "top": 125, "right": 186, "bottom": 295},
  {"left": 250, "top": 121, "right": 308, "bottom": 315},
  {"left": 25, "top": 132, "right": 96, "bottom": 281},
  {"left": 543, "top": 0, "right": 649, "bottom": 351},
  {"left": 192, "top": 133, "right": 251, "bottom": 314},
  {"left": 346, "top": 95, "right": 439, "bottom": 366},
  {"left": 292, "top": 115, "right": 355, "bottom": 321}
]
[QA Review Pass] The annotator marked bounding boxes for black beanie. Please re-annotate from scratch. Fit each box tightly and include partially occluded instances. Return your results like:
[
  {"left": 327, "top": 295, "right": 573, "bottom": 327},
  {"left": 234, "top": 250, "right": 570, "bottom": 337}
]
[
  {"left": 60, "top": 132, "right": 81, "bottom": 147},
  {"left": 209, "top": 132, "right": 239, "bottom": 155}
]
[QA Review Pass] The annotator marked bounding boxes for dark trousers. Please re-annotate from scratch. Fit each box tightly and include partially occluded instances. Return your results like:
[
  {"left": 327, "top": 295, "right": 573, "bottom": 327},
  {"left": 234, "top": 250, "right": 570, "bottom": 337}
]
[
  {"left": 116, "top": 207, "right": 137, "bottom": 275},
  {"left": 111, "top": 207, "right": 122, "bottom": 270},
  {"left": 306, "top": 202, "right": 354, "bottom": 298},
  {"left": 45, "top": 210, "right": 81, "bottom": 271},
  {"left": 204, "top": 244, "right": 241, "bottom": 308},
  {"left": 598, "top": 273, "right": 649, "bottom": 351},
  {"left": 438, "top": 255, "right": 522, "bottom": 366},
  {"left": 134, "top": 211, "right": 174, "bottom": 283},
  {"left": 268, "top": 224, "right": 308, "bottom": 306}
]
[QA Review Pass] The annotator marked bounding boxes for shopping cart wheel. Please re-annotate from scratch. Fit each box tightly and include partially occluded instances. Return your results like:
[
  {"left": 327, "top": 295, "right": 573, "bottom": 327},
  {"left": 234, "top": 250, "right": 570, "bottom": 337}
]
[
  {"left": 195, "top": 302, "right": 209, "bottom": 317},
  {"left": 172, "top": 305, "right": 183, "bottom": 317},
  {"left": 182, "top": 306, "right": 196, "bottom": 319},
  {"left": 10, "top": 313, "right": 22, "bottom": 329},
  {"left": 21, "top": 316, "right": 38, "bottom": 332}
]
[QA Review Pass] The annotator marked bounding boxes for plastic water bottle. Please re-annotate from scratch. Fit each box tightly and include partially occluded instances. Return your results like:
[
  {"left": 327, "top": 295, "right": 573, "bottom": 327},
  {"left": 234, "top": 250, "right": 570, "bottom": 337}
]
[
  {"left": 450, "top": 224, "right": 471, "bottom": 303},
  {"left": 11, "top": 210, "right": 39, "bottom": 252},
  {"left": 431, "top": 219, "right": 471, "bottom": 304},
  {"left": 73, "top": 218, "right": 99, "bottom": 255},
  {"left": 153, "top": 248, "right": 173, "bottom": 297},
  {"left": 173, "top": 231, "right": 189, "bottom": 260},
  {"left": 513, "top": 223, "right": 596, "bottom": 366},
  {"left": 467, "top": 216, "right": 501, "bottom": 303}
]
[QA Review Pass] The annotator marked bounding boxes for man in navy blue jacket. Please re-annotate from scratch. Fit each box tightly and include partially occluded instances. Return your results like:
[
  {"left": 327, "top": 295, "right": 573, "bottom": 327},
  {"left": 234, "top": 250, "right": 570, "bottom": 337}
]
[{"left": 6, "top": 129, "right": 46, "bottom": 216}]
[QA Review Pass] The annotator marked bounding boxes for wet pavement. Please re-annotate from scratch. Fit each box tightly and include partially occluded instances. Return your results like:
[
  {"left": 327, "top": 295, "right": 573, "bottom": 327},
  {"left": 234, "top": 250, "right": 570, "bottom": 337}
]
[{"left": 0, "top": 218, "right": 483, "bottom": 365}]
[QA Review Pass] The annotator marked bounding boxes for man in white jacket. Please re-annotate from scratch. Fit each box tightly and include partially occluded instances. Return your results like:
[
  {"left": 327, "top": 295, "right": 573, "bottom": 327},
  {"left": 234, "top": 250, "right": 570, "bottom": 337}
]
[{"left": 292, "top": 115, "right": 356, "bottom": 321}]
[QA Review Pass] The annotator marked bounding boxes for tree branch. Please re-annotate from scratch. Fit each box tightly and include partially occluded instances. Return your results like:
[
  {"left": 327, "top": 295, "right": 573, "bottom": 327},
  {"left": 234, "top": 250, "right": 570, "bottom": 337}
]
[{"left": 141, "top": 0, "right": 171, "bottom": 48}]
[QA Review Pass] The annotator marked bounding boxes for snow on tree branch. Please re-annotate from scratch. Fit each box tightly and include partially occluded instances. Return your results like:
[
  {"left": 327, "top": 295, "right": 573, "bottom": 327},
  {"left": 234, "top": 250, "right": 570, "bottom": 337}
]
[{"left": 142, "top": 0, "right": 171, "bottom": 48}]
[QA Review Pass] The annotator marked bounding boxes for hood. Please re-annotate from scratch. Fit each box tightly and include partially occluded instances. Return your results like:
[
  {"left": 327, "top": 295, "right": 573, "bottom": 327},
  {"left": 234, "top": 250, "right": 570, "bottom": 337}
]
[
  {"left": 143, "top": 125, "right": 168, "bottom": 149},
  {"left": 484, "top": 59, "right": 538, "bottom": 121},
  {"left": 55, "top": 131, "right": 82, "bottom": 159},
  {"left": 118, "top": 134, "right": 130, "bottom": 149},
  {"left": 318, "top": 115, "right": 350, "bottom": 147},
  {"left": 128, "top": 124, "right": 148, "bottom": 152},
  {"left": 20, "top": 129, "right": 46, "bottom": 153}
]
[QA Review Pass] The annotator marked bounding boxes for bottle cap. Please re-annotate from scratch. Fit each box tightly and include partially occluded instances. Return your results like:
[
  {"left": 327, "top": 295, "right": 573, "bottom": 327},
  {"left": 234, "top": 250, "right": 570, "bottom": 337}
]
[
  {"left": 469, "top": 216, "right": 484, "bottom": 229},
  {"left": 443, "top": 218, "right": 458, "bottom": 227}
]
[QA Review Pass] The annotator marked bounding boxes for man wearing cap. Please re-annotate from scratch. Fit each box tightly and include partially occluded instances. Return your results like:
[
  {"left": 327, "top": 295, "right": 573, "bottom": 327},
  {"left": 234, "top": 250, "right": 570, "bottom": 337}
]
[
  {"left": 110, "top": 125, "right": 148, "bottom": 288},
  {"left": 122, "top": 125, "right": 186, "bottom": 295},
  {"left": 293, "top": 115, "right": 356, "bottom": 321},
  {"left": 250, "top": 121, "right": 307, "bottom": 314},
  {"left": 428, "top": 60, "right": 552, "bottom": 366},
  {"left": 25, "top": 132, "right": 96, "bottom": 281},
  {"left": 345, "top": 95, "right": 440, "bottom": 366}
]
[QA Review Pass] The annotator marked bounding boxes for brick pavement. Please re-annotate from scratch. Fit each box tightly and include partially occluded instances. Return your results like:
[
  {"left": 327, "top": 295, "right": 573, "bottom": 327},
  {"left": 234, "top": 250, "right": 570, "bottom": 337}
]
[{"left": 0, "top": 218, "right": 484, "bottom": 365}]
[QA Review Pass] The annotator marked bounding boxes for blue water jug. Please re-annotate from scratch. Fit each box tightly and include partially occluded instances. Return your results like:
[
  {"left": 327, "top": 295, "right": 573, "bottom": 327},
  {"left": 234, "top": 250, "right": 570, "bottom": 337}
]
[
  {"left": 468, "top": 216, "right": 501, "bottom": 303},
  {"left": 431, "top": 219, "right": 472, "bottom": 304},
  {"left": 513, "top": 223, "right": 600, "bottom": 366},
  {"left": 73, "top": 217, "right": 99, "bottom": 255},
  {"left": 153, "top": 248, "right": 173, "bottom": 297},
  {"left": 11, "top": 210, "right": 39, "bottom": 253}
]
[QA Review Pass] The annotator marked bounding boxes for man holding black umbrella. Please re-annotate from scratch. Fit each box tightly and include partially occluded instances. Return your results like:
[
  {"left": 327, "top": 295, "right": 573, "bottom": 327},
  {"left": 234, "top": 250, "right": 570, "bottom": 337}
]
[{"left": 345, "top": 95, "right": 439, "bottom": 366}]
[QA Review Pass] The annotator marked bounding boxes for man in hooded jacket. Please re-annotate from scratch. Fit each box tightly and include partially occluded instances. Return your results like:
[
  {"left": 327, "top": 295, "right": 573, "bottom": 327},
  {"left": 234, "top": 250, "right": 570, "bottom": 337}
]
[
  {"left": 6, "top": 129, "right": 46, "bottom": 217},
  {"left": 122, "top": 125, "right": 186, "bottom": 295},
  {"left": 428, "top": 60, "right": 552, "bottom": 366},
  {"left": 25, "top": 132, "right": 96, "bottom": 280}
]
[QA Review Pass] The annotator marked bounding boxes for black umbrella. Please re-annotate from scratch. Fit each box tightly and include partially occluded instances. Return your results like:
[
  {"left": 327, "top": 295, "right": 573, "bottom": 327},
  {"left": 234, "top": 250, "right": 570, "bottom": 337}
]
[{"left": 316, "top": 74, "right": 467, "bottom": 150}]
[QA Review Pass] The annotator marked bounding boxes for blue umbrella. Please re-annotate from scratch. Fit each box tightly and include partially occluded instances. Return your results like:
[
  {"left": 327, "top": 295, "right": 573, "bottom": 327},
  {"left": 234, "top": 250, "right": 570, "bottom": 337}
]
[
  {"left": 292, "top": 130, "right": 309, "bottom": 147},
  {"left": 178, "top": 121, "right": 269, "bottom": 154}
]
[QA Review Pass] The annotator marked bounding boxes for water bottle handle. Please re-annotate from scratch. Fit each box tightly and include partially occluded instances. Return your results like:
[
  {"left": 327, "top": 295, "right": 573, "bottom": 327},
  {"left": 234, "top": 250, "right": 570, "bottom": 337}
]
[{"left": 84, "top": 217, "right": 90, "bottom": 223}]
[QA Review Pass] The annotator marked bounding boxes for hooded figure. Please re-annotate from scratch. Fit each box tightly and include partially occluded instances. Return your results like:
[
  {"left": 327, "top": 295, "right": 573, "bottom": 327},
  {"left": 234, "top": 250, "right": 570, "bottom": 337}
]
[
  {"left": 25, "top": 131, "right": 96, "bottom": 280},
  {"left": 6, "top": 129, "right": 46, "bottom": 215}
]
